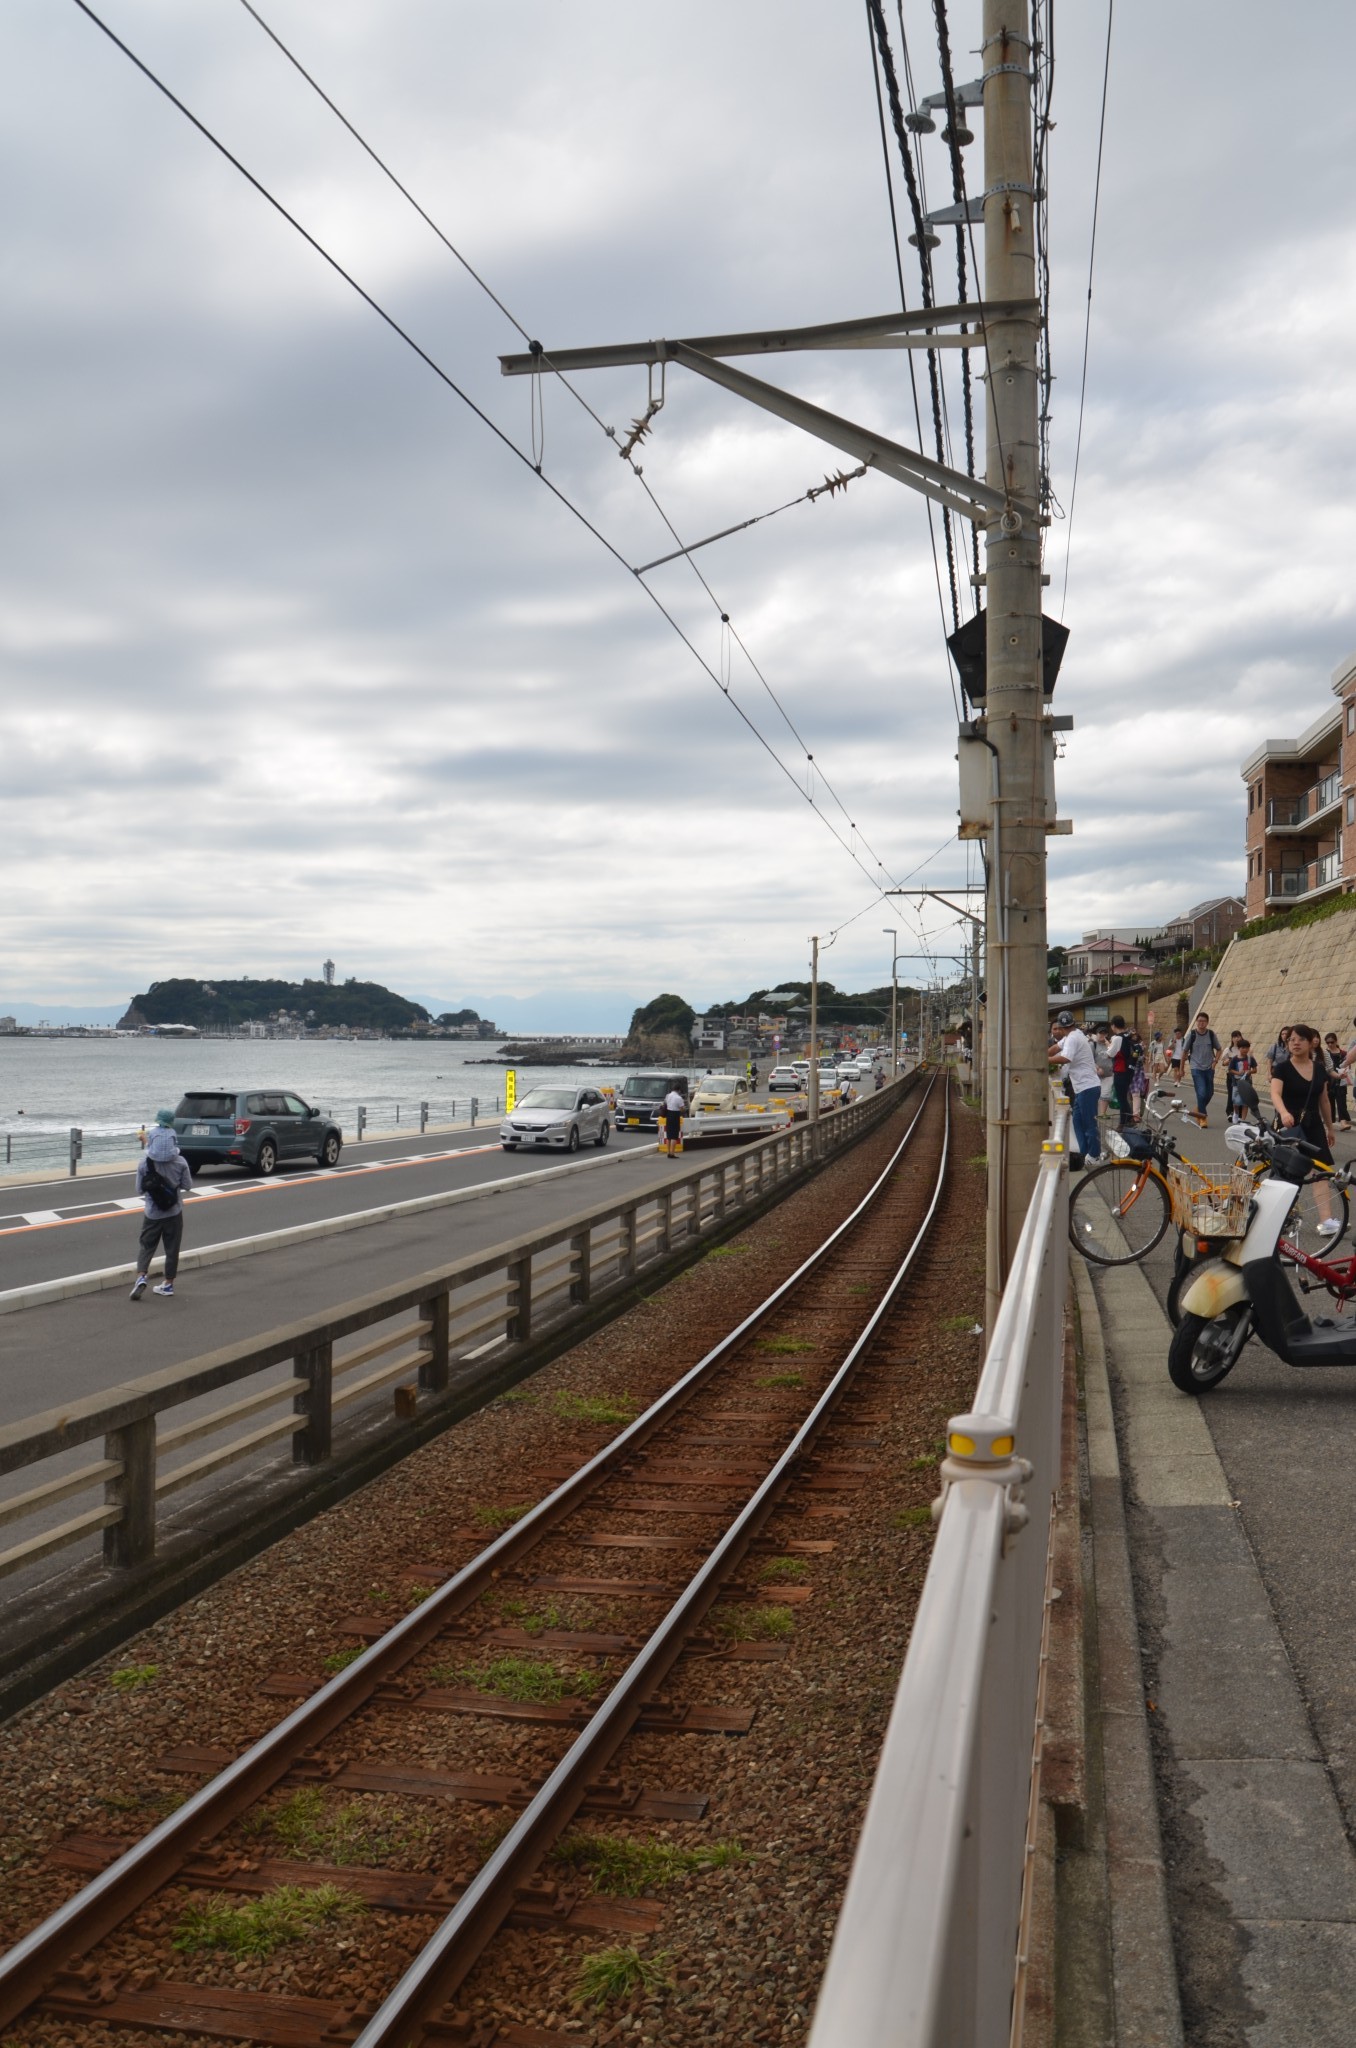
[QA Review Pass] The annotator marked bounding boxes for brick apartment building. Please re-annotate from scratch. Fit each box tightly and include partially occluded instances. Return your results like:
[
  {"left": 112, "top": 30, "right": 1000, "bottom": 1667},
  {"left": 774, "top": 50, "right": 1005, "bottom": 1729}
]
[{"left": 1243, "top": 647, "right": 1356, "bottom": 918}]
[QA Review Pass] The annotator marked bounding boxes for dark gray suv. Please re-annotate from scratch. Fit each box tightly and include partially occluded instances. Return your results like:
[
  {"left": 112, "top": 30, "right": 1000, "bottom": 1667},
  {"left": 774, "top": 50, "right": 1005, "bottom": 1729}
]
[{"left": 172, "top": 1091, "right": 343, "bottom": 1176}]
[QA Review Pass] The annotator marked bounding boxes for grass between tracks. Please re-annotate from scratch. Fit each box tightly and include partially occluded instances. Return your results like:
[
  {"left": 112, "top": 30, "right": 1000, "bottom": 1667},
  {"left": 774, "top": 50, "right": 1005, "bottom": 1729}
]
[
  {"left": 555, "top": 1831, "right": 748, "bottom": 1895},
  {"left": 434, "top": 1653, "right": 601, "bottom": 1703},
  {"left": 173, "top": 1883, "right": 363, "bottom": 1958}
]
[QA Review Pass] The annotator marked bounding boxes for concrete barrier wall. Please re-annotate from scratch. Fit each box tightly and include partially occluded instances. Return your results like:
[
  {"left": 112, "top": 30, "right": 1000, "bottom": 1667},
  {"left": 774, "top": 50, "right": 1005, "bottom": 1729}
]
[{"left": 1197, "top": 907, "right": 1356, "bottom": 1053}]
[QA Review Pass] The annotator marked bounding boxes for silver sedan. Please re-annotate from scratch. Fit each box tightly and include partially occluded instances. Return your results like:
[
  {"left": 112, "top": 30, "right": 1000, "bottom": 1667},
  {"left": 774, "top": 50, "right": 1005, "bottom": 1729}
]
[{"left": 499, "top": 1086, "right": 611, "bottom": 1153}]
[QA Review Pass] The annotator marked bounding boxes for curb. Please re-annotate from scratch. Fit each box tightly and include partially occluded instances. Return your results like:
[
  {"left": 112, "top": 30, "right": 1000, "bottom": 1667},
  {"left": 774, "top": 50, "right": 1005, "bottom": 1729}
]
[
  {"left": 0, "top": 1145, "right": 642, "bottom": 1317},
  {"left": 1072, "top": 1252, "right": 1186, "bottom": 2046}
]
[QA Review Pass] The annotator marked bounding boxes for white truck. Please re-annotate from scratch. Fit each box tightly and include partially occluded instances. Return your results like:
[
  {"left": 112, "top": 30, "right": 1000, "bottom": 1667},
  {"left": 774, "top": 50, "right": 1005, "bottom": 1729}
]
[{"left": 682, "top": 1072, "right": 793, "bottom": 1145}]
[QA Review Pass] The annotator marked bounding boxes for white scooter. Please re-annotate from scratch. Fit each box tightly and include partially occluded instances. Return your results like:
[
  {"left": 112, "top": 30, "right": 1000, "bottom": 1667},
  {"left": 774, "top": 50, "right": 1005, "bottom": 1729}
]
[{"left": 1169, "top": 1124, "right": 1356, "bottom": 1393}]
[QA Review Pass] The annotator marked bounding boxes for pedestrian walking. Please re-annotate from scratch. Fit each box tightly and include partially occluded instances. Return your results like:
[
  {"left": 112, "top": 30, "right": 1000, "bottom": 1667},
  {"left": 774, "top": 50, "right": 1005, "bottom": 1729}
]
[
  {"left": 1323, "top": 1033, "right": 1352, "bottom": 1130},
  {"left": 1147, "top": 1031, "right": 1170, "bottom": 1088},
  {"left": 129, "top": 1110, "right": 192, "bottom": 1299},
  {"left": 1270, "top": 1026, "right": 1340, "bottom": 1233},
  {"left": 1109, "top": 1013, "right": 1139, "bottom": 1130},
  {"left": 1181, "top": 1011, "right": 1223, "bottom": 1126},
  {"left": 1225, "top": 1038, "right": 1259, "bottom": 1124},
  {"left": 1050, "top": 1012, "right": 1102, "bottom": 1167},
  {"left": 1266, "top": 1025, "right": 1293, "bottom": 1076}
]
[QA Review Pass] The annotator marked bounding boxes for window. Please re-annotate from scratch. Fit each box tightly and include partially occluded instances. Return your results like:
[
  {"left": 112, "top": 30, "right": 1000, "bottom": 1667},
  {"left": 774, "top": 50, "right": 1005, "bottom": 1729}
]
[
  {"left": 1347, "top": 704, "right": 1355, "bottom": 735},
  {"left": 1348, "top": 794, "right": 1355, "bottom": 826}
]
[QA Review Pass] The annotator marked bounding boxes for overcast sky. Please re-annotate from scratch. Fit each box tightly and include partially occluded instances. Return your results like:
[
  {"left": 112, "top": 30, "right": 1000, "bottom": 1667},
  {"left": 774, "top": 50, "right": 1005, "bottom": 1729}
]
[{"left": 4, "top": 0, "right": 1354, "bottom": 1026}]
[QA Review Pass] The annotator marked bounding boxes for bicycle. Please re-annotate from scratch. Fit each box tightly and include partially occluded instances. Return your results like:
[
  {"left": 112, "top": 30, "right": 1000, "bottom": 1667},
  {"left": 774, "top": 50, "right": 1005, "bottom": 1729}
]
[{"left": 1068, "top": 1089, "right": 1350, "bottom": 1274}]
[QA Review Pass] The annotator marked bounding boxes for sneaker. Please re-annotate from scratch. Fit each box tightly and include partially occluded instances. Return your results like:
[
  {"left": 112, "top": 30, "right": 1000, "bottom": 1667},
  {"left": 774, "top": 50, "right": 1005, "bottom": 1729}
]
[
  {"left": 1317, "top": 1219, "right": 1341, "bottom": 1237},
  {"left": 152, "top": 1281, "right": 175, "bottom": 1296},
  {"left": 129, "top": 1274, "right": 147, "bottom": 1301}
]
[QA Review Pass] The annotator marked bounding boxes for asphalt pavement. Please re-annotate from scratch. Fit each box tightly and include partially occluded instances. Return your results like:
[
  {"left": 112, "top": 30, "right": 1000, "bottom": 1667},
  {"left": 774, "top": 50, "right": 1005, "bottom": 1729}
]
[
  {"left": 0, "top": 1119, "right": 768, "bottom": 1422},
  {"left": 0, "top": 1122, "right": 663, "bottom": 1294},
  {"left": 1082, "top": 1094, "right": 1356, "bottom": 2043}
]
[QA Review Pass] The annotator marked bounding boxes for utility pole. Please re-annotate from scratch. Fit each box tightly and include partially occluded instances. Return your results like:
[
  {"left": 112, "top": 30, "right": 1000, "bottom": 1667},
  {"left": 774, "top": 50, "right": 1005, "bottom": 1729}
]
[
  {"left": 808, "top": 936, "right": 820, "bottom": 1127},
  {"left": 883, "top": 930, "right": 899, "bottom": 1079},
  {"left": 498, "top": 5, "right": 1048, "bottom": 1331},
  {"left": 981, "top": 0, "right": 1047, "bottom": 1330}
]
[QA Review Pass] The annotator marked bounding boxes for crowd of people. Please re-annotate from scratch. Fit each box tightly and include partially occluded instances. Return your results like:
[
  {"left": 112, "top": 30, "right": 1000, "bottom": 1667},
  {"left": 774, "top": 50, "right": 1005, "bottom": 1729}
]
[{"left": 1048, "top": 1007, "right": 1356, "bottom": 1189}]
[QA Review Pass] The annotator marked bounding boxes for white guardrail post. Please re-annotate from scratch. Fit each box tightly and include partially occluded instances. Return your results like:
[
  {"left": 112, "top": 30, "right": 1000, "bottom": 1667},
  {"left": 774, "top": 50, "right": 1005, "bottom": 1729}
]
[{"left": 808, "top": 1113, "right": 1070, "bottom": 2048}]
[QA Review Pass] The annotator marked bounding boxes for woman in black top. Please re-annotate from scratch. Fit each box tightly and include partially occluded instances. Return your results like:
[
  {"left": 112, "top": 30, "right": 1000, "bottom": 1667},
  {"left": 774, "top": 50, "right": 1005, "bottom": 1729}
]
[{"left": 1270, "top": 1024, "right": 1339, "bottom": 1233}]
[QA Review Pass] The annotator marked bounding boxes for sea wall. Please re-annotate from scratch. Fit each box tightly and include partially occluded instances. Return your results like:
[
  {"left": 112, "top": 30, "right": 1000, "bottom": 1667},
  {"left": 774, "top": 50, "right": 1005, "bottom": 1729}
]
[{"left": 1196, "top": 908, "right": 1356, "bottom": 1052}]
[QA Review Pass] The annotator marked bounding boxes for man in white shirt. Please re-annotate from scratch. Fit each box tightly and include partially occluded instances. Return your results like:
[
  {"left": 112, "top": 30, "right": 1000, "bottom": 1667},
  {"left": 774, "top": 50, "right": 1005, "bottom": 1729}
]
[
  {"left": 661, "top": 1086, "right": 686, "bottom": 1156},
  {"left": 1050, "top": 1011, "right": 1102, "bottom": 1165}
]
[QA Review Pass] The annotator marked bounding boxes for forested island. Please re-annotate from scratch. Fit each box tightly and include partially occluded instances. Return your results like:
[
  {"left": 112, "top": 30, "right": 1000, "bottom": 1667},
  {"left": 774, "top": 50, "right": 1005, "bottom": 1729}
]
[{"left": 116, "top": 978, "right": 495, "bottom": 1037}]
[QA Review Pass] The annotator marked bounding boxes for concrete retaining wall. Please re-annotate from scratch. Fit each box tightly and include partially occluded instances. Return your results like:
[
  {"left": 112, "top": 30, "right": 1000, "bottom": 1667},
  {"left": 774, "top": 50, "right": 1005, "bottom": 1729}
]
[{"left": 1196, "top": 907, "right": 1356, "bottom": 1053}]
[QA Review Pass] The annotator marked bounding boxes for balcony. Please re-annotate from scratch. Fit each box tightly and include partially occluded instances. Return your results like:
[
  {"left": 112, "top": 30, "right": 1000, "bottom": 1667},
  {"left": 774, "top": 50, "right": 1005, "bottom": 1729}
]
[
  {"left": 1267, "top": 771, "right": 1342, "bottom": 833},
  {"left": 1265, "top": 850, "right": 1343, "bottom": 906}
]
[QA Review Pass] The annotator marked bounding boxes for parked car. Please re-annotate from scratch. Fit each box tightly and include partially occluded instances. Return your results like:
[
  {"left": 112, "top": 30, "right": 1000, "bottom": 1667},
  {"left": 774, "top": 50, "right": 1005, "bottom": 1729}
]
[
  {"left": 500, "top": 1085, "right": 610, "bottom": 1152},
  {"left": 172, "top": 1090, "right": 343, "bottom": 1176}
]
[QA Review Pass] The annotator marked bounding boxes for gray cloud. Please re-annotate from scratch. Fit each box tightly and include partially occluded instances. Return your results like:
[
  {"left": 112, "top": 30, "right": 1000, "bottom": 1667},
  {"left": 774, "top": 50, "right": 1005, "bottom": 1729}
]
[{"left": 2, "top": 0, "right": 1354, "bottom": 1015}]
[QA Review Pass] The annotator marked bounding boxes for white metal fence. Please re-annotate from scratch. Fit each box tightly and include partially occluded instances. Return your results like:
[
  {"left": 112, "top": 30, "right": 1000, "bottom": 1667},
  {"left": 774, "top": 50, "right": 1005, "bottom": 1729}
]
[{"left": 809, "top": 1114, "right": 1070, "bottom": 2048}]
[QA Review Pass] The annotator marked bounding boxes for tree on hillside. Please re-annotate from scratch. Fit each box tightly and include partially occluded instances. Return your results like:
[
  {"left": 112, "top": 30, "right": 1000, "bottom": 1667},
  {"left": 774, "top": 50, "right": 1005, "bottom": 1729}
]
[{"left": 627, "top": 993, "right": 696, "bottom": 1042}]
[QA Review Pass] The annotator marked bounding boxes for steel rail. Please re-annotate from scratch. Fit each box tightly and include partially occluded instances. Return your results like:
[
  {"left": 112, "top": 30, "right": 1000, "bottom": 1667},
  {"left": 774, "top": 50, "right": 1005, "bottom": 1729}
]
[
  {"left": 0, "top": 1075, "right": 940, "bottom": 2029},
  {"left": 353, "top": 1082, "right": 952, "bottom": 2045}
]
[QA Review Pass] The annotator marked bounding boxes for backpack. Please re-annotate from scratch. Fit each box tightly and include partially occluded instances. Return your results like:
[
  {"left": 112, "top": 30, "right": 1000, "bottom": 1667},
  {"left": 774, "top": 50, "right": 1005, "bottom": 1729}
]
[
  {"left": 1093, "top": 1042, "right": 1114, "bottom": 1079},
  {"left": 1113, "top": 1029, "right": 1140, "bottom": 1074},
  {"left": 142, "top": 1155, "right": 180, "bottom": 1213}
]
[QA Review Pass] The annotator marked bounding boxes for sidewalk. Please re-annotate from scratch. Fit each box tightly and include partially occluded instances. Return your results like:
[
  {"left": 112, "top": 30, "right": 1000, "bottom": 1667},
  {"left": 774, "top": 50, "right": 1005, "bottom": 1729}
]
[{"left": 1072, "top": 1119, "right": 1356, "bottom": 2046}]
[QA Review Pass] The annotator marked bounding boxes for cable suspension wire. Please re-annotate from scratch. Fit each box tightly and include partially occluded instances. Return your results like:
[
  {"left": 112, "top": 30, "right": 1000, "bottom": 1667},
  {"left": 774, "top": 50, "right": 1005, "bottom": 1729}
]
[
  {"left": 67, "top": 0, "right": 906, "bottom": 909},
  {"left": 233, "top": 0, "right": 911, "bottom": 898},
  {"left": 864, "top": 4, "right": 961, "bottom": 719},
  {"left": 1058, "top": 0, "right": 1112, "bottom": 614},
  {"left": 928, "top": 0, "right": 982, "bottom": 586},
  {"left": 864, "top": 0, "right": 962, "bottom": 637}
]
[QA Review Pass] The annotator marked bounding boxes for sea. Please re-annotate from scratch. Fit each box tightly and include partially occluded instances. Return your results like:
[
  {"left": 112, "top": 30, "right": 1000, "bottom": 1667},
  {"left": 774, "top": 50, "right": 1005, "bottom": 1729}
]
[{"left": 0, "top": 1037, "right": 637, "bottom": 1178}]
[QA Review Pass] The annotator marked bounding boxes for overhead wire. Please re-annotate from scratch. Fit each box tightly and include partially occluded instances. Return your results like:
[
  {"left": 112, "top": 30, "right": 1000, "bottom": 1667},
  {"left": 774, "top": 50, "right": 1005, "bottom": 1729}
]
[
  {"left": 68, "top": 0, "right": 909, "bottom": 909},
  {"left": 232, "top": 0, "right": 913, "bottom": 901},
  {"left": 865, "top": 8, "right": 961, "bottom": 722},
  {"left": 864, "top": 0, "right": 963, "bottom": 638},
  {"left": 928, "top": 0, "right": 982, "bottom": 587},
  {"left": 1058, "top": 0, "right": 1112, "bottom": 614}
]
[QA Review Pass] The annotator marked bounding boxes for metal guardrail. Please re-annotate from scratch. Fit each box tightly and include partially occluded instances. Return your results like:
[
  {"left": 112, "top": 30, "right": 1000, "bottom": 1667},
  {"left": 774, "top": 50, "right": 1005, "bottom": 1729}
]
[
  {"left": 808, "top": 1111, "right": 1070, "bottom": 2048},
  {"left": 0, "top": 1079, "right": 913, "bottom": 1586}
]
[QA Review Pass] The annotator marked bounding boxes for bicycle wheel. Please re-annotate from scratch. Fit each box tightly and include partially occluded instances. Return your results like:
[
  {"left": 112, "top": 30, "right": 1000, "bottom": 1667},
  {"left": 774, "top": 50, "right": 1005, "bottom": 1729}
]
[
  {"left": 1069, "top": 1161, "right": 1171, "bottom": 1264},
  {"left": 1281, "top": 1174, "right": 1351, "bottom": 1254}
]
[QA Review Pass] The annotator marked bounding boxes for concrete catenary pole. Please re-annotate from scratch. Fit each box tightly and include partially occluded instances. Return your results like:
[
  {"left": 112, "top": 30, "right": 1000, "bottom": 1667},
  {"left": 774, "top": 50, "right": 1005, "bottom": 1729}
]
[
  {"left": 808, "top": 936, "right": 820, "bottom": 1127},
  {"left": 883, "top": 930, "right": 899, "bottom": 1080},
  {"left": 982, "top": 0, "right": 1047, "bottom": 1330}
]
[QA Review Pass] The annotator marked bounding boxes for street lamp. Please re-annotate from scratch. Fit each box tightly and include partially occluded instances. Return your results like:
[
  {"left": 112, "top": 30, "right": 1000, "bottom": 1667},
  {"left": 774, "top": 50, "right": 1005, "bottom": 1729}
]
[{"left": 882, "top": 931, "right": 901, "bottom": 1080}]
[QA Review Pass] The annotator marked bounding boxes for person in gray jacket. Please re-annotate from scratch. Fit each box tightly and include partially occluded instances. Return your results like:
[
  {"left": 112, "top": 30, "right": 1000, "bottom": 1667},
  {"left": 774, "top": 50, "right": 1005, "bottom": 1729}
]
[{"left": 129, "top": 1109, "right": 193, "bottom": 1300}]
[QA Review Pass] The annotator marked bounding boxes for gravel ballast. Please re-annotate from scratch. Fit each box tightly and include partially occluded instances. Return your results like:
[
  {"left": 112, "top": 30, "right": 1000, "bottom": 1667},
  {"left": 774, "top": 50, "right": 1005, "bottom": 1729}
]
[{"left": 0, "top": 1086, "right": 987, "bottom": 2047}]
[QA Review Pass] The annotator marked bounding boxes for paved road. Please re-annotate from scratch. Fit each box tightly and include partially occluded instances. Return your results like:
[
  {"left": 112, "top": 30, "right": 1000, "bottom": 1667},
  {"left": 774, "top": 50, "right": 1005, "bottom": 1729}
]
[
  {"left": 0, "top": 1118, "right": 785, "bottom": 1422},
  {"left": 0, "top": 1123, "right": 669, "bottom": 1294}
]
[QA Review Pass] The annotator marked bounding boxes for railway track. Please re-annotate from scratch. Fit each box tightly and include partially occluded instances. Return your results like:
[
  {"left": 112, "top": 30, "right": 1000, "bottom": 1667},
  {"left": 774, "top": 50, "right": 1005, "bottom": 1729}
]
[{"left": 0, "top": 1075, "right": 952, "bottom": 2048}]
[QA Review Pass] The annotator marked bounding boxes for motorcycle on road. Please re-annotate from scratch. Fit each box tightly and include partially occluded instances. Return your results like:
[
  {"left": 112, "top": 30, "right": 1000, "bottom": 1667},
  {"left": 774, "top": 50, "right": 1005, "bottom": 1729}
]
[{"left": 1170, "top": 1124, "right": 1356, "bottom": 1394}]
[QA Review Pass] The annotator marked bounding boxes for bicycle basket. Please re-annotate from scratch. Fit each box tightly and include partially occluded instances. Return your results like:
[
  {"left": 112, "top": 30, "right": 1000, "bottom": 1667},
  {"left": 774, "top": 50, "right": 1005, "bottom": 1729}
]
[{"left": 1189, "top": 1166, "right": 1254, "bottom": 1239}]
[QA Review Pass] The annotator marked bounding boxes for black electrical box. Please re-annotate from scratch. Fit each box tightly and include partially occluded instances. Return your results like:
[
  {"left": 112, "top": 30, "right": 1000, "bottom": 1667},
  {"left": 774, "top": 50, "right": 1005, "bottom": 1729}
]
[{"left": 946, "top": 608, "right": 1070, "bottom": 705}]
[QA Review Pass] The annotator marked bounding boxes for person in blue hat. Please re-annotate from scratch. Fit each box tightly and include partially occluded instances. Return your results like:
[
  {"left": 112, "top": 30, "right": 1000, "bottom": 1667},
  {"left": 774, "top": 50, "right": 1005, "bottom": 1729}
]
[{"left": 129, "top": 1109, "right": 192, "bottom": 1300}]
